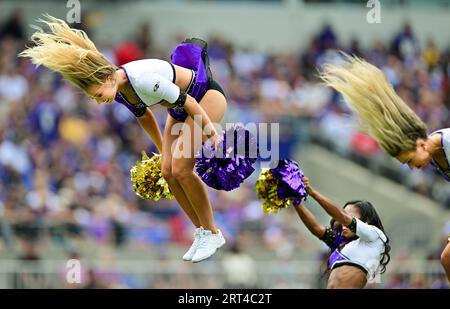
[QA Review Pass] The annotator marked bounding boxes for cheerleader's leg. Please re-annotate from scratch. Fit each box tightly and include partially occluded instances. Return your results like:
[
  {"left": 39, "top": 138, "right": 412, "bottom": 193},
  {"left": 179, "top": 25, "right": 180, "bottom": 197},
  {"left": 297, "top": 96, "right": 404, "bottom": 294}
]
[
  {"left": 161, "top": 114, "right": 201, "bottom": 228},
  {"left": 171, "top": 89, "right": 227, "bottom": 233}
]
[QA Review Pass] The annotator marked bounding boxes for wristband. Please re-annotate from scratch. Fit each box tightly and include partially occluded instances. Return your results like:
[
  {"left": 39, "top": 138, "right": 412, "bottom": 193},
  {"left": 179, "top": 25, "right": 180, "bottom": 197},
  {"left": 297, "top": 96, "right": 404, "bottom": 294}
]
[{"left": 173, "top": 91, "right": 187, "bottom": 108}]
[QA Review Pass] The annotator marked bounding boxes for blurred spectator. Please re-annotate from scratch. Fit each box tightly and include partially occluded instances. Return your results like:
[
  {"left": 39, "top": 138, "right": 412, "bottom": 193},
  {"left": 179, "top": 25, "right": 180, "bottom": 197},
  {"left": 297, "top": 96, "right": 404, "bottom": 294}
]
[
  {"left": 423, "top": 39, "right": 440, "bottom": 68},
  {"left": 391, "top": 22, "right": 420, "bottom": 62},
  {"left": 350, "top": 132, "right": 380, "bottom": 157},
  {"left": 221, "top": 240, "right": 258, "bottom": 288},
  {"left": 0, "top": 64, "right": 29, "bottom": 103},
  {"left": 114, "top": 41, "right": 144, "bottom": 66},
  {"left": 11, "top": 240, "right": 45, "bottom": 288},
  {"left": 317, "top": 24, "right": 338, "bottom": 51},
  {"left": 135, "top": 22, "right": 155, "bottom": 57},
  {"left": 0, "top": 8, "right": 25, "bottom": 41}
]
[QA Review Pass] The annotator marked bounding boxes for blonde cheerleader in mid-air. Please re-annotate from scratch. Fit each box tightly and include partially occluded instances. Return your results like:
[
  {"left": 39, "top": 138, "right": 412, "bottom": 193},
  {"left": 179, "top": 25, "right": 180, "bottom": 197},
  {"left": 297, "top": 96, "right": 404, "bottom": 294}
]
[
  {"left": 20, "top": 15, "right": 257, "bottom": 263},
  {"left": 320, "top": 53, "right": 450, "bottom": 282}
]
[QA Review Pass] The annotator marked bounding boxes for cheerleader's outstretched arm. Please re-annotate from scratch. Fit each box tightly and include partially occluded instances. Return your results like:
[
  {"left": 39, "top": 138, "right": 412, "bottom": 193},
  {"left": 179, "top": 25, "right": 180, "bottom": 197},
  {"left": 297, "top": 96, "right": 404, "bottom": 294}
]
[
  {"left": 293, "top": 203, "right": 325, "bottom": 238},
  {"left": 303, "top": 176, "right": 353, "bottom": 226}
]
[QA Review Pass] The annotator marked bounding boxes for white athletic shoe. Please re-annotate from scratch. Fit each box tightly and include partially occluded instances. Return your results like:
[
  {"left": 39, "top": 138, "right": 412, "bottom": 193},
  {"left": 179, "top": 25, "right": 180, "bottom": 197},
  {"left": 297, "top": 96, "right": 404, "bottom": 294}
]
[
  {"left": 191, "top": 229, "right": 226, "bottom": 263},
  {"left": 182, "top": 227, "right": 203, "bottom": 261}
]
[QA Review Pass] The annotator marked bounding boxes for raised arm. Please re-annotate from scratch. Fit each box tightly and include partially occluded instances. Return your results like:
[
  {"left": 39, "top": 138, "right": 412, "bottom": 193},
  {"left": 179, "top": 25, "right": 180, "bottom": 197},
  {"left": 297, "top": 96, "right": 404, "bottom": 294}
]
[
  {"left": 293, "top": 203, "right": 325, "bottom": 238},
  {"left": 137, "top": 108, "right": 163, "bottom": 153},
  {"left": 303, "top": 176, "right": 353, "bottom": 226}
]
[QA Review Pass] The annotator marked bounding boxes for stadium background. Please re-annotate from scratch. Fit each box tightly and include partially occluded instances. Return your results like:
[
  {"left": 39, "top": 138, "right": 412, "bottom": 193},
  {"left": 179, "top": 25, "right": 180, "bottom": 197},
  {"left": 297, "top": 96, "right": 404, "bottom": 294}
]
[{"left": 0, "top": 0, "right": 449, "bottom": 288}]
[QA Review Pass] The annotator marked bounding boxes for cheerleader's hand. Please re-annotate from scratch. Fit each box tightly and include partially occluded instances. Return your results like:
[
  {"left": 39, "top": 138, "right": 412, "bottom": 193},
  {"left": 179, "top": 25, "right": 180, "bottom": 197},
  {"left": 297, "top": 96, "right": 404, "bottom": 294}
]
[
  {"left": 302, "top": 176, "right": 314, "bottom": 195},
  {"left": 208, "top": 132, "right": 222, "bottom": 150}
]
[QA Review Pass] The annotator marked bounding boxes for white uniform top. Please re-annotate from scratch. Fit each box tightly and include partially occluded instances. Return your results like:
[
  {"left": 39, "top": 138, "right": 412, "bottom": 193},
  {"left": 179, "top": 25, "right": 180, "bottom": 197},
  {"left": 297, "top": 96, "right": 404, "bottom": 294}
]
[
  {"left": 121, "top": 59, "right": 181, "bottom": 107},
  {"left": 430, "top": 128, "right": 450, "bottom": 181},
  {"left": 334, "top": 218, "right": 388, "bottom": 277}
]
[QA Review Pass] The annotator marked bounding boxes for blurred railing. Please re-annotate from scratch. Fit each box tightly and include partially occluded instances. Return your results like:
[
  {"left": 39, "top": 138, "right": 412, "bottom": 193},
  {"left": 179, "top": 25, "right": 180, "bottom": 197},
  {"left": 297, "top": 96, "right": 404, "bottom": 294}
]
[{"left": 0, "top": 259, "right": 447, "bottom": 289}]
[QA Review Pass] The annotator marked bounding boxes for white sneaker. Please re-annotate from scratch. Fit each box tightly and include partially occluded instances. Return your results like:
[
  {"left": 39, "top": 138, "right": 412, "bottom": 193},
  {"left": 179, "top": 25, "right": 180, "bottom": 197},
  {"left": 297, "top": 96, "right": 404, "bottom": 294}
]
[
  {"left": 182, "top": 227, "right": 203, "bottom": 261},
  {"left": 191, "top": 229, "right": 226, "bottom": 263}
]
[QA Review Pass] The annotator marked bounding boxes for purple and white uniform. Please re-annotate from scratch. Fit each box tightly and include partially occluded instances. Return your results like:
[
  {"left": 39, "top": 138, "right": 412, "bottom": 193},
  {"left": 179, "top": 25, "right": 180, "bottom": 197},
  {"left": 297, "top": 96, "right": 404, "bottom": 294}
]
[
  {"left": 320, "top": 218, "right": 387, "bottom": 278},
  {"left": 114, "top": 59, "right": 182, "bottom": 117},
  {"left": 114, "top": 38, "right": 218, "bottom": 122},
  {"left": 430, "top": 129, "right": 450, "bottom": 181}
]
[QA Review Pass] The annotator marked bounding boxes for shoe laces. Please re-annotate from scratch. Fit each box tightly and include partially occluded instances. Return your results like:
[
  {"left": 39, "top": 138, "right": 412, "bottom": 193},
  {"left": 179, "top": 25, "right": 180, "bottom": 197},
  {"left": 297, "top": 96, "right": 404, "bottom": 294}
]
[
  {"left": 196, "top": 229, "right": 213, "bottom": 250},
  {"left": 195, "top": 227, "right": 204, "bottom": 237},
  {"left": 191, "top": 227, "right": 203, "bottom": 246}
]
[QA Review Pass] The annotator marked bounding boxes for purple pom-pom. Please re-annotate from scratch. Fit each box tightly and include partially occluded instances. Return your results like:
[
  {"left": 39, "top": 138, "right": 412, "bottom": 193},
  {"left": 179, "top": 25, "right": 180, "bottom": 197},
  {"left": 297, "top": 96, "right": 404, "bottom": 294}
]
[
  {"left": 269, "top": 159, "right": 307, "bottom": 206},
  {"left": 195, "top": 124, "right": 258, "bottom": 191}
]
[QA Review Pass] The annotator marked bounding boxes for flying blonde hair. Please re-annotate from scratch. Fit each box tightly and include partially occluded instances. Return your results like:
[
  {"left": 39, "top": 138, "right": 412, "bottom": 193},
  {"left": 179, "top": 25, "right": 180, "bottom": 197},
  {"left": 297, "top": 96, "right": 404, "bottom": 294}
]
[
  {"left": 319, "top": 53, "right": 428, "bottom": 157},
  {"left": 18, "top": 14, "right": 115, "bottom": 92}
]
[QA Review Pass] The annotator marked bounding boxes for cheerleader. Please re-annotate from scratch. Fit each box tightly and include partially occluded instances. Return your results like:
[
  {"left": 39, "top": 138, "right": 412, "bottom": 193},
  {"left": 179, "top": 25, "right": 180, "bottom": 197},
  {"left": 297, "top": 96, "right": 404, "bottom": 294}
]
[
  {"left": 320, "top": 53, "right": 450, "bottom": 281},
  {"left": 19, "top": 15, "right": 227, "bottom": 263},
  {"left": 294, "top": 176, "right": 390, "bottom": 288}
]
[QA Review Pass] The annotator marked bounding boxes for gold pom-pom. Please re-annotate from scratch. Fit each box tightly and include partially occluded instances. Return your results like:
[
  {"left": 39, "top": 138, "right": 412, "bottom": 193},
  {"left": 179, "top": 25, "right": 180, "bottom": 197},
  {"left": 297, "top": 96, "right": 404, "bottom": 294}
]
[
  {"left": 130, "top": 152, "right": 174, "bottom": 201},
  {"left": 255, "top": 168, "right": 291, "bottom": 214}
]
